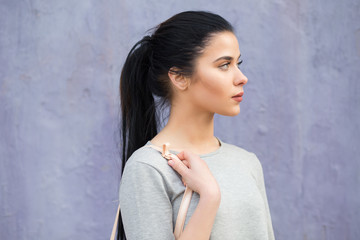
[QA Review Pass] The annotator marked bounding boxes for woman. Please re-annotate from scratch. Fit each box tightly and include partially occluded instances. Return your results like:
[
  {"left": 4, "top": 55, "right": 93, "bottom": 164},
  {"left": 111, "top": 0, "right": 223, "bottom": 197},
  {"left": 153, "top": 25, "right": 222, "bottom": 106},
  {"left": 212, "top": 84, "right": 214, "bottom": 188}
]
[{"left": 117, "top": 11, "right": 275, "bottom": 240}]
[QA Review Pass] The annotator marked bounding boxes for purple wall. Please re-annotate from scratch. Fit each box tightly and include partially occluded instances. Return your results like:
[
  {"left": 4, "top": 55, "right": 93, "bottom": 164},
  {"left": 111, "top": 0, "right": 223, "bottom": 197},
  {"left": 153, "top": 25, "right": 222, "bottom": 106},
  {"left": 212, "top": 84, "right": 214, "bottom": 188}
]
[{"left": 1, "top": 0, "right": 359, "bottom": 239}]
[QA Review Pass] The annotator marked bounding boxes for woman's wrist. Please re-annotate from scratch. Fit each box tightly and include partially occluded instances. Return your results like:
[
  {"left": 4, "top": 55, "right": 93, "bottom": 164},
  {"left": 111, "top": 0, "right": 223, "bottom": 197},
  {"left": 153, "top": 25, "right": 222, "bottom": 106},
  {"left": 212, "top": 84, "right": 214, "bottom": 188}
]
[{"left": 199, "top": 185, "right": 221, "bottom": 206}]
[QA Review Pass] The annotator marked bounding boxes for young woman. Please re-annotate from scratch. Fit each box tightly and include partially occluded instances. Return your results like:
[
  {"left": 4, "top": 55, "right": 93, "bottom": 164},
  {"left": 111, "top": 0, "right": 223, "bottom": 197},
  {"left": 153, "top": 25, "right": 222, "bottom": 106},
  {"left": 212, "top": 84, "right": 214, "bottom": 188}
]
[{"left": 117, "top": 11, "right": 275, "bottom": 240}]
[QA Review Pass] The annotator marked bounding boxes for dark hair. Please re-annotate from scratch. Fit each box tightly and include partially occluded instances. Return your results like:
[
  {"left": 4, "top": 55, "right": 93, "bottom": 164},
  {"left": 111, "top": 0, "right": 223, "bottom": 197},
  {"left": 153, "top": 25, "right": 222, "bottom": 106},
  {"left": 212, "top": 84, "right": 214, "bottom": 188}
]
[{"left": 118, "top": 11, "right": 233, "bottom": 239}]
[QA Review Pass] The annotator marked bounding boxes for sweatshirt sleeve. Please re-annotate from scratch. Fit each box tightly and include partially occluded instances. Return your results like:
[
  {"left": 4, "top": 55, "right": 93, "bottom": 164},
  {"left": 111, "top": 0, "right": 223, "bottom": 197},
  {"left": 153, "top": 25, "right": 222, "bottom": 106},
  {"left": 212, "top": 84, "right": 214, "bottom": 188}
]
[
  {"left": 251, "top": 153, "right": 275, "bottom": 240},
  {"left": 119, "top": 160, "right": 175, "bottom": 240}
]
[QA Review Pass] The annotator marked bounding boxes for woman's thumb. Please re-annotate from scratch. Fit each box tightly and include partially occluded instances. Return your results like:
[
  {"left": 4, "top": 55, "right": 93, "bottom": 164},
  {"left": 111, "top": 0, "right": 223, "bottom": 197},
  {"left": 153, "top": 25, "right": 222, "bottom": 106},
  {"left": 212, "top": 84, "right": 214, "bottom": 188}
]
[{"left": 176, "top": 150, "right": 193, "bottom": 161}]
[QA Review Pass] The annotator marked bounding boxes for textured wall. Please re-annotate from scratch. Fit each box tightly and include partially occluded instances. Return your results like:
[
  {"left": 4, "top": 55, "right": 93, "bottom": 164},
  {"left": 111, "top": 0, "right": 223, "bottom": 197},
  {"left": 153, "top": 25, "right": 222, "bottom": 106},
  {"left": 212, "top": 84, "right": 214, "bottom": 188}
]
[{"left": 1, "top": 0, "right": 359, "bottom": 239}]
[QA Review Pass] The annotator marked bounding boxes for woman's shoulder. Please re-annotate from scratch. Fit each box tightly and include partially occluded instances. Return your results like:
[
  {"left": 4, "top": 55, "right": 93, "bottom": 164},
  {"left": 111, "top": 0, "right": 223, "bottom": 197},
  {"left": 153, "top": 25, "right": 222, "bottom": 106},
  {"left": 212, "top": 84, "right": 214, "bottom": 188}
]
[
  {"left": 219, "top": 140, "right": 262, "bottom": 167},
  {"left": 120, "top": 143, "right": 181, "bottom": 198},
  {"left": 123, "top": 143, "right": 173, "bottom": 177},
  {"left": 219, "top": 140, "right": 264, "bottom": 180}
]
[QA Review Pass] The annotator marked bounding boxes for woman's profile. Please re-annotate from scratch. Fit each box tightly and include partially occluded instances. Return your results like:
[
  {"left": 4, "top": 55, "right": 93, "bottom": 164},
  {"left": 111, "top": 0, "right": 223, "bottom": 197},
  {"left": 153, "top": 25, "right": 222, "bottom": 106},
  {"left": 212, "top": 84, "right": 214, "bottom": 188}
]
[{"left": 116, "top": 11, "right": 275, "bottom": 240}]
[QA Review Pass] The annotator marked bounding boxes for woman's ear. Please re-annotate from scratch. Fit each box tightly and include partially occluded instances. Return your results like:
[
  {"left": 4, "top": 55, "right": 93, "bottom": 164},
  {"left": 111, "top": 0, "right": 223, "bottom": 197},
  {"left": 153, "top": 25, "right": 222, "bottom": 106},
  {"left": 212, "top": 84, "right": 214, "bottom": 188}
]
[{"left": 168, "top": 67, "right": 190, "bottom": 91}]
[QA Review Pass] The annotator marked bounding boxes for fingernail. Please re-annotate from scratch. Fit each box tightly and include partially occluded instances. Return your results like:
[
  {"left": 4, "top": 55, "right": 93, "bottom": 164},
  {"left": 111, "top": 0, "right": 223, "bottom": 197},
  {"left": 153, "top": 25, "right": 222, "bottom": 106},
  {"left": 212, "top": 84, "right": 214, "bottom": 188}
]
[{"left": 168, "top": 160, "right": 174, "bottom": 166}]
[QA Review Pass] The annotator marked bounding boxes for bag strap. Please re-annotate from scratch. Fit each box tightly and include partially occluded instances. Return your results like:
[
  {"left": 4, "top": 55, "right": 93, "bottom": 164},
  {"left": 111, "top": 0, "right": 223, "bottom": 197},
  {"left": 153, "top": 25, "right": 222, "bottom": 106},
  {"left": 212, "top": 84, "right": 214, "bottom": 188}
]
[
  {"left": 173, "top": 184, "right": 193, "bottom": 239},
  {"left": 110, "top": 143, "right": 193, "bottom": 240},
  {"left": 110, "top": 204, "right": 120, "bottom": 240}
]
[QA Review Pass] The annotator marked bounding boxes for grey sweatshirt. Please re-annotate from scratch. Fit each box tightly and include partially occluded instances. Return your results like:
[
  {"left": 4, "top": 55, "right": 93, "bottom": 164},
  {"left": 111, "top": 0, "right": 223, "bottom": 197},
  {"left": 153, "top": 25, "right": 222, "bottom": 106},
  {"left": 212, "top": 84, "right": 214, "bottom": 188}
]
[{"left": 119, "top": 139, "right": 275, "bottom": 239}]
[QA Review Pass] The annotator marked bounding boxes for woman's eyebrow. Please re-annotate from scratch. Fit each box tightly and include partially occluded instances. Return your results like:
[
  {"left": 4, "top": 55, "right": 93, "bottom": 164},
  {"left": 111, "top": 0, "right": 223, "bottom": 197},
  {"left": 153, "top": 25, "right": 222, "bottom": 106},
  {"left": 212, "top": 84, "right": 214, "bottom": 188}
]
[{"left": 213, "top": 54, "right": 241, "bottom": 63}]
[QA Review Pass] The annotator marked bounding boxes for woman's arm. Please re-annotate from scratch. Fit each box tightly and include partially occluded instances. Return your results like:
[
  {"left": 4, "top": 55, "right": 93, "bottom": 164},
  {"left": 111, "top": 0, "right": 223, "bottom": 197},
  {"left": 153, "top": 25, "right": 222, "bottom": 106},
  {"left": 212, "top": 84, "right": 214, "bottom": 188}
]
[
  {"left": 168, "top": 151, "right": 221, "bottom": 240},
  {"left": 250, "top": 153, "right": 275, "bottom": 240},
  {"left": 120, "top": 161, "right": 176, "bottom": 240}
]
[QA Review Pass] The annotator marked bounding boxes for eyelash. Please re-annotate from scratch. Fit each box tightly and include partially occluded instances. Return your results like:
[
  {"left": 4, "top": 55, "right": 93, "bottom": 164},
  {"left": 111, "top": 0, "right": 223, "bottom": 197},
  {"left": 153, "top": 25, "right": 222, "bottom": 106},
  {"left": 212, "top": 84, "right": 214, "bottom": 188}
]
[{"left": 219, "top": 60, "right": 243, "bottom": 70}]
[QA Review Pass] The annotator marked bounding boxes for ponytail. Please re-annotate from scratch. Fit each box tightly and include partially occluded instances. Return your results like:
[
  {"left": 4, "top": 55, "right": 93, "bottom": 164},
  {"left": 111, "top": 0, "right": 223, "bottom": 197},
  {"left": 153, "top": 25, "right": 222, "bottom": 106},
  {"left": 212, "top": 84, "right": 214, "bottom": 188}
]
[
  {"left": 120, "top": 36, "right": 157, "bottom": 174},
  {"left": 118, "top": 36, "right": 158, "bottom": 240}
]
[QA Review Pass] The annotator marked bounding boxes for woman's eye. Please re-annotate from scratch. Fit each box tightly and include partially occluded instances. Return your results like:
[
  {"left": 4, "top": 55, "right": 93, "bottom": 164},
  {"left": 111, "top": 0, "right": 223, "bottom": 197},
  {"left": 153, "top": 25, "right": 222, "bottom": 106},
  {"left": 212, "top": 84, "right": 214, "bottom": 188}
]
[
  {"left": 237, "top": 60, "right": 243, "bottom": 68},
  {"left": 219, "top": 63, "right": 230, "bottom": 70}
]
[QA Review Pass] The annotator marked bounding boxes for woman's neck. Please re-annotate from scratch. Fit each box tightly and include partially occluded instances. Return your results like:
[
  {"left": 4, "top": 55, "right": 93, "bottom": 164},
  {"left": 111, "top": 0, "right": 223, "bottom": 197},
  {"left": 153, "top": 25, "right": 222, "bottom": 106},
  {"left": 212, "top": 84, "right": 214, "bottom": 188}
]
[{"left": 151, "top": 101, "right": 220, "bottom": 155}]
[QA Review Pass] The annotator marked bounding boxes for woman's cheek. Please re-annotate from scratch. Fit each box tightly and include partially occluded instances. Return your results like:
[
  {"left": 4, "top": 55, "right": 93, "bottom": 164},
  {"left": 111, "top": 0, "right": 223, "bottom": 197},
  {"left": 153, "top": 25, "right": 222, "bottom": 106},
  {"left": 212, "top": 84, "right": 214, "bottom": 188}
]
[{"left": 200, "top": 74, "right": 224, "bottom": 95}]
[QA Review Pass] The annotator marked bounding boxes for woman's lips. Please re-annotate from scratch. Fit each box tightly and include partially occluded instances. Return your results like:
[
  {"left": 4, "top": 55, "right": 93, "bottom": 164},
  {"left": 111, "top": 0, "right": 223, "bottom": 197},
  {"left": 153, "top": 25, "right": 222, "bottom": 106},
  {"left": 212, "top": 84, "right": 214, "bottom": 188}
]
[{"left": 232, "top": 92, "right": 244, "bottom": 102}]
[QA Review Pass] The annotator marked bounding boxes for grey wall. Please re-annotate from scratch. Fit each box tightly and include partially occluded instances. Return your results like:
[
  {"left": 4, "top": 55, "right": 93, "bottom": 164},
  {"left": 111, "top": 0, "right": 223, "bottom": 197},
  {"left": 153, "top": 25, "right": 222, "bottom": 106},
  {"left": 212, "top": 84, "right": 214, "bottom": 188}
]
[{"left": 1, "top": 0, "right": 359, "bottom": 239}]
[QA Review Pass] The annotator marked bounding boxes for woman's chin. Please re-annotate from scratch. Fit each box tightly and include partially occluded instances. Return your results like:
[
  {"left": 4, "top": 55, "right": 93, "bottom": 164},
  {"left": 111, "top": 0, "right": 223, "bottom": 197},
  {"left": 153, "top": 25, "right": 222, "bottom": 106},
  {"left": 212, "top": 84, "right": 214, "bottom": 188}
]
[{"left": 218, "top": 106, "right": 241, "bottom": 116}]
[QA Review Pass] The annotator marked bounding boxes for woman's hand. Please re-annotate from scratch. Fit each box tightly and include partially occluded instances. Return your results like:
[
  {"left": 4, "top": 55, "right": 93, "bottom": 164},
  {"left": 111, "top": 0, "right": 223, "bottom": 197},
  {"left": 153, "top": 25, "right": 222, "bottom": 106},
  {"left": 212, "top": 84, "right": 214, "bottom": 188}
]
[
  {"left": 168, "top": 151, "right": 221, "bottom": 240},
  {"left": 168, "top": 151, "right": 220, "bottom": 200}
]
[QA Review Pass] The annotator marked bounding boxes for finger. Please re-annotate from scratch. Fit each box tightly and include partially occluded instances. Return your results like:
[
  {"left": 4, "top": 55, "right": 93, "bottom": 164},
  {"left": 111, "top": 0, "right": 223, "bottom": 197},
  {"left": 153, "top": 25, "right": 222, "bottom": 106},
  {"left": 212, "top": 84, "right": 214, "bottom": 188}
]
[
  {"left": 168, "top": 155, "right": 189, "bottom": 177},
  {"left": 182, "top": 160, "right": 190, "bottom": 168},
  {"left": 181, "top": 177, "right": 186, "bottom": 186},
  {"left": 176, "top": 150, "right": 193, "bottom": 161},
  {"left": 176, "top": 151, "right": 186, "bottom": 160}
]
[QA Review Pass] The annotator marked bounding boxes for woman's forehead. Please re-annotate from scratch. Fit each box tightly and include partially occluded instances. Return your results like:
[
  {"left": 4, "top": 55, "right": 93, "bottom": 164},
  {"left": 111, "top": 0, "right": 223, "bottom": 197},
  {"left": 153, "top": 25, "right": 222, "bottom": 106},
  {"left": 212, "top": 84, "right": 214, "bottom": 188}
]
[{"left": 200, "top": 31, "right": 241, "bottom": 61}]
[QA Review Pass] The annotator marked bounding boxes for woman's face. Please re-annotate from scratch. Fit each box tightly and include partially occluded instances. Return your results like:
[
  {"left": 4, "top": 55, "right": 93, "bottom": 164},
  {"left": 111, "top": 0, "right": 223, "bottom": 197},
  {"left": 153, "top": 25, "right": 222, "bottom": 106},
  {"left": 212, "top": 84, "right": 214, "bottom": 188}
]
[{"left": 187, "top": 31, "right": 248, "bottom": 116}]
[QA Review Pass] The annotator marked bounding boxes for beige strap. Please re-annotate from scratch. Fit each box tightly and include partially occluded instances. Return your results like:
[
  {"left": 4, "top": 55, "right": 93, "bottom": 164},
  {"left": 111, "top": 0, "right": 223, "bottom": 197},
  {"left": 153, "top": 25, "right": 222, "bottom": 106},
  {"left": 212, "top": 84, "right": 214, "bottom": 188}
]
[
  {"left": 110, "top": 143, "right": 193, "bottom": 240},
  {"left": 110, "top": 204, "right": 120, "bottom": 240},
  {"left": 174, "top": 185, "right": 193, "bottom": 239}
]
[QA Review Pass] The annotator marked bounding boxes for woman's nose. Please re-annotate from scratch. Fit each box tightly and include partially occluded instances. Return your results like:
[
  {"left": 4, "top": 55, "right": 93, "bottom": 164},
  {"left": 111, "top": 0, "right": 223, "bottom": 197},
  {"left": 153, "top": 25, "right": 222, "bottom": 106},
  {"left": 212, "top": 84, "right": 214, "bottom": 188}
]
[{"left": 234, "top": 69, "right": 248, "bottom": 86}]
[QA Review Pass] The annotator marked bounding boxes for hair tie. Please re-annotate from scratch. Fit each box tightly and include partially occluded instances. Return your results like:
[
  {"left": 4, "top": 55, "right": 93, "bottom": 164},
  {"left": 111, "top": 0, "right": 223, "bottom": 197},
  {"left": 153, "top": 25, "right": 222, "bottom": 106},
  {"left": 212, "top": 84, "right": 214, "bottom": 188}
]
[{"left": 142, "top": 35, "right": 152, "bottom": 43}]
